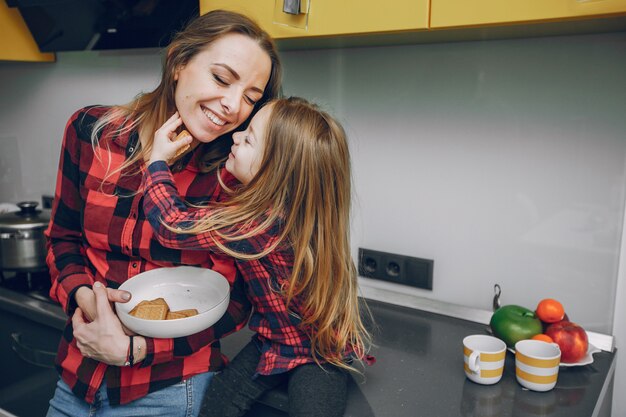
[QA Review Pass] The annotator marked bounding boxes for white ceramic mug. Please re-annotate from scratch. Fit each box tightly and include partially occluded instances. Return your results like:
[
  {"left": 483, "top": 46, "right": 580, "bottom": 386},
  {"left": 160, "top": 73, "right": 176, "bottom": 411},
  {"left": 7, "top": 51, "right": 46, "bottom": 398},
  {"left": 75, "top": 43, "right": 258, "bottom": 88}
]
[
  {"left": 514, "top": 339, "right": 561, "bottom": 392},
  {"left": 463, "top": 335, "right": 507, "bottom": 385}
]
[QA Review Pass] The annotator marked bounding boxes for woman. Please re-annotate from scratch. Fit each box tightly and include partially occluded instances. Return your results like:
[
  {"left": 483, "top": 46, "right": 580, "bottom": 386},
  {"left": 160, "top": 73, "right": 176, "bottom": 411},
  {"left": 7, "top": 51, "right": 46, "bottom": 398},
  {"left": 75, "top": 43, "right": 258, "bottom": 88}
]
[
  {"left": 143, "top": 98, "right": 372, "bottom": 417},
  {"left": 44, "top": 10, "right": 282, "bottom": 417}
]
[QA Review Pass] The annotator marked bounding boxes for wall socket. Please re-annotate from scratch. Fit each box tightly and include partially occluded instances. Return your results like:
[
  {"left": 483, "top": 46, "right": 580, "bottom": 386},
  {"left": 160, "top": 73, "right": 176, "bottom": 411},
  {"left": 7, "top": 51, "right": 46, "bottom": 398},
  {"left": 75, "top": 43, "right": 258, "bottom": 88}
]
[{"left": 358, "top": 248, "right": 433, "bottom": 290}]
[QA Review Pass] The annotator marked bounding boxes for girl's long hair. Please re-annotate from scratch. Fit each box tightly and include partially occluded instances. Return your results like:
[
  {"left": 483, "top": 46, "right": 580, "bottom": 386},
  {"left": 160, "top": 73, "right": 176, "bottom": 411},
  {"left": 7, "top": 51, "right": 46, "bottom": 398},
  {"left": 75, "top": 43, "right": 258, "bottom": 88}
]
[
  {"left": 91, "top": 10, "right": 282, "bottom": 182},
  {"left": 181, "top": 97, "right": 371, "bottom": 371}
]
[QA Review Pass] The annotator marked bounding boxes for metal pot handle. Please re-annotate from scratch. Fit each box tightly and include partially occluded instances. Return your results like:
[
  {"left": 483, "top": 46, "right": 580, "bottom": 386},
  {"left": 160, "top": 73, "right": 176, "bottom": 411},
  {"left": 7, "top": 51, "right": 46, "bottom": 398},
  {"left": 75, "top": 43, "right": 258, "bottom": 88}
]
[
  {"left": 10, "top": 332, "right": 56, "bottom": 369},
  {"left": 1, "top": 231, "right": 25, "bottom": 239}
]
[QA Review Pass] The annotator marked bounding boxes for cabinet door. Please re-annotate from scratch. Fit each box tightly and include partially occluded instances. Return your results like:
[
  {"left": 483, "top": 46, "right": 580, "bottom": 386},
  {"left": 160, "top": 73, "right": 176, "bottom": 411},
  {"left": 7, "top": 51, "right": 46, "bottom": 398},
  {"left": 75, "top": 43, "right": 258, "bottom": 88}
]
[
  {"left": 431, "top": 0, "right": 626, "bottom": 28},
  {"left": 0, "top": 2, "right": 54, "bottom": 62},
  {"left": 200, "top": 0, "right": 429, "bottom": 39}
]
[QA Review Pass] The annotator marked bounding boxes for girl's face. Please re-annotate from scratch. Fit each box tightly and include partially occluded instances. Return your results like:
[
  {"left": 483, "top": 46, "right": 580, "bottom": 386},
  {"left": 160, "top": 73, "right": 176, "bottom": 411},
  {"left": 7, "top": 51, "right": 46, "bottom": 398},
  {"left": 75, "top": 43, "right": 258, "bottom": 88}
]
[
  {"left": 174, "top": 33, "right": 271, "bottom": 143},
  {"left": 226, "top": 104, "right": 273, "bottom": 184}
]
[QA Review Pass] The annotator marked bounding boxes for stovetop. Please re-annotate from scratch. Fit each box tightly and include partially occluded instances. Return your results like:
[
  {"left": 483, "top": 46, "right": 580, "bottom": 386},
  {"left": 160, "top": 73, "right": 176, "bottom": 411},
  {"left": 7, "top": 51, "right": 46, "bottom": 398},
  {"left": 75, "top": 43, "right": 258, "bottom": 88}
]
[{"left": 0, "top": 270, "right": 52, "bottom": 303}]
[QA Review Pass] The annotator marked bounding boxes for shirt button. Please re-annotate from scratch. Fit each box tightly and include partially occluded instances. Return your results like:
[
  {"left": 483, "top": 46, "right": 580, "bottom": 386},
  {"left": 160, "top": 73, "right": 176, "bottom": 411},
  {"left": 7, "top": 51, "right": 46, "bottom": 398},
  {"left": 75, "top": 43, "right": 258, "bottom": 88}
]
[
  {"left": 128, "top": 146, "right": 134, "bottom": 153},
  {"left": 132, "top": 262, "right": 137, "bottom": 268}
]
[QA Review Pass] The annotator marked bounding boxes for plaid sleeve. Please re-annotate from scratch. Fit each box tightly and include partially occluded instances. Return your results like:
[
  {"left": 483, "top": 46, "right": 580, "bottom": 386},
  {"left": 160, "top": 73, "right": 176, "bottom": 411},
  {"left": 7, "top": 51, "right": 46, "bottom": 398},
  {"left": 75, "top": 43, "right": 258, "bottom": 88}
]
[
  {"left": 45, "top": 109, "right": 95, "bottom": 314},
  {"left": 143, "top": 161, "right": 279, "bottom": 255},
  {"left": 141, "top": 161, "right": 253, "bottom": 365}
]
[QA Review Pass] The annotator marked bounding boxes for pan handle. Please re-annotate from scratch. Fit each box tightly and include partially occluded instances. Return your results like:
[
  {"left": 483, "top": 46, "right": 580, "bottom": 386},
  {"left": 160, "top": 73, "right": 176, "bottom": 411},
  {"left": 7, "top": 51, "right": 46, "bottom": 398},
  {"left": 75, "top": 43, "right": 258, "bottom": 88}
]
[{"left": 11, "top": 332, "right": 56, "bottom": 369}]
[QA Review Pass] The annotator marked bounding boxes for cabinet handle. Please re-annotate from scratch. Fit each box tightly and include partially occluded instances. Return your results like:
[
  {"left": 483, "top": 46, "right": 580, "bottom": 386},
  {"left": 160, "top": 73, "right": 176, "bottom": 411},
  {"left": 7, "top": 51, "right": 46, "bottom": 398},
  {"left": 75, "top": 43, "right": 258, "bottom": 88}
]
[
  {"left": 10, "top": 332, "right": 56, "bottom": 369},
  {"left": 283, "top": 0, "right": 301, "bottom": 14}
]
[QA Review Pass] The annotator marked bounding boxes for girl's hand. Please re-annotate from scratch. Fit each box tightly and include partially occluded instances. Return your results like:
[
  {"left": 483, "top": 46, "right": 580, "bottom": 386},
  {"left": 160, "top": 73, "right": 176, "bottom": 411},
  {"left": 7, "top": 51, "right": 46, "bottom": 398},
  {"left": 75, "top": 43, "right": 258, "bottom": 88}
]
[
  {"left": 149, "top": 112, "right": 193, "bottom": 165},
  {"left": 72, "top": 282, "right": 133, "bottom": 366}
]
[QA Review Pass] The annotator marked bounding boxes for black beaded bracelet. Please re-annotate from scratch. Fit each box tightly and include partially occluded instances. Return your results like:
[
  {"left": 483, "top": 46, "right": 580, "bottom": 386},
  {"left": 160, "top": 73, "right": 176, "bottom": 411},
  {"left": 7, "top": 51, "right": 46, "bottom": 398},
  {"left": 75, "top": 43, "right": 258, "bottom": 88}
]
[{"left": 124, "top": 335, "right": 135, "bottom": 367}]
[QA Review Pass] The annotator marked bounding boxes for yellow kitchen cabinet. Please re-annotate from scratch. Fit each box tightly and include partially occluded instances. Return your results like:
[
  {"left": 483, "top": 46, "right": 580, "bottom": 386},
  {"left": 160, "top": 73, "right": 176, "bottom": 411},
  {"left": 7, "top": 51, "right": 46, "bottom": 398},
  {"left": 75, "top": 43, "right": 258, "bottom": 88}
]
[
  {"left": 0, "top": 1, "right": 54, "bottom": 62},
  {"left": 431, "top": 0, "right": 626, "bottom": 29},
  {"left": 200, "top": 0, "right": 429, "bottom": 39}
]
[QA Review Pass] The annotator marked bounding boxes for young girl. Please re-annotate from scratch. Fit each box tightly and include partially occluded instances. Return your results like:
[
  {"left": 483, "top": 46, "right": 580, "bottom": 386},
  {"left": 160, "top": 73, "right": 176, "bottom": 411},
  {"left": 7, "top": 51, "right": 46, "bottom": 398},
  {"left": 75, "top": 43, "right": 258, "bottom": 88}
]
[{"left": 143, "top": 97, "right": 371, "bottom": 416}]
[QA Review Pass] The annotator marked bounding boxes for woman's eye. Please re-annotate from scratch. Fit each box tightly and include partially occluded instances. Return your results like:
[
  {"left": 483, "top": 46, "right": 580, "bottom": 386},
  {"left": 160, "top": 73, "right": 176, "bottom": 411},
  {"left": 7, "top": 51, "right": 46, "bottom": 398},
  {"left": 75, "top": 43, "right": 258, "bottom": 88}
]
[
  {"left": 213, "top": 74, "right": 229, "bottom": 86},
  {"left": 244, "top": 135, "right": 251, "bottom": 144},
  {"left": 244, "top": 95, "right": 258, "bottom": 106}
]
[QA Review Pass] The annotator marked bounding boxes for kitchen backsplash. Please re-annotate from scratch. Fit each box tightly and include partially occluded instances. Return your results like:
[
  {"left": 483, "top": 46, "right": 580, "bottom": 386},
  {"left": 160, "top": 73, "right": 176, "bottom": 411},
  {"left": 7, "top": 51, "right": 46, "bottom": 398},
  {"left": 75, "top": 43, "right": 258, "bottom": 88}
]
[
  {"left": 0, "top": 135, "right": 23, "bottom": 202},
  {"left": 1, "top": 32, "right": 624, "bottom": 334}
]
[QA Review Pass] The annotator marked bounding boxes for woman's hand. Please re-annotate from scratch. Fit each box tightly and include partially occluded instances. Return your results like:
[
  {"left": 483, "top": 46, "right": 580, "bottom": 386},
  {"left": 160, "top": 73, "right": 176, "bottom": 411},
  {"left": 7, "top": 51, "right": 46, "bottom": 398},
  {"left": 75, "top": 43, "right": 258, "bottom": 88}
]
[
  {"left": 149, "top": 112, "right": 193, "bottom": 165},
  {"left": 72, "top": 282, "right": 132, "bottom": 366},
  {"left": 75, "top": 285, "right": 131, "bottom": 323}
]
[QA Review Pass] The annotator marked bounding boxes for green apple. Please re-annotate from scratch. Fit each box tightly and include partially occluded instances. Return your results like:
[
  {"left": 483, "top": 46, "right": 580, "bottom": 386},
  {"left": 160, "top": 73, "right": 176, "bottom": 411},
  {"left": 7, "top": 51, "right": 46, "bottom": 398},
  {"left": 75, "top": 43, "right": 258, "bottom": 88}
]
[{"left": 490, "top": 305, "right": 543, "bottom": 348}]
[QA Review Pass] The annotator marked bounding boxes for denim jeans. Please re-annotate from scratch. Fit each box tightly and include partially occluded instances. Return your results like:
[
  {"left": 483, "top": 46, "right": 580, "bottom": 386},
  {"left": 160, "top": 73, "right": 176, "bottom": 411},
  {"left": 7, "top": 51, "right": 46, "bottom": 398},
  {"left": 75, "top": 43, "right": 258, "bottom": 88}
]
[
  {"left": 46, "top": 372, "right": 214, "bottom": 417},
  {"left": 199, "top": 340, "right": 348, "bottom": 417}
]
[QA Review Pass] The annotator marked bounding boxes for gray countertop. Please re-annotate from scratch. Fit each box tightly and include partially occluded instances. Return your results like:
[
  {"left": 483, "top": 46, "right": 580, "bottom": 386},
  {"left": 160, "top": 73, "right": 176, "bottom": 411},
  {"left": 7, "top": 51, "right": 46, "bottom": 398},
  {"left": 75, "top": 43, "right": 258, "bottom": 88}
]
[
  {"left": 221, "top": 299, "right": 616, "bottom": 417},
  {"left": 0, "top": 288, "right": 615, "bottom": 417}
]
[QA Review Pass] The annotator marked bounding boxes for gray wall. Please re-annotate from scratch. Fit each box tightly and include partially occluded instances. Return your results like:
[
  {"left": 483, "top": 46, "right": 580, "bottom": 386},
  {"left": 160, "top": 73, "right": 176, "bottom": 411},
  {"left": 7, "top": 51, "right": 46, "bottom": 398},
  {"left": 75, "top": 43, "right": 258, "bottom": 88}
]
[
  {"left": 280, "top": 34, "right": 626, "bottom": 336},
  {"left": 0, "top": 34, "right": 624, "bottom": 330},
  {"left": 0, "top": 49, "right": 162, "bottom": 201},
  {"left": 1, "top": 28, "right": 625, "bottom": 416},
  {"left": 1, "top": 32, "right": 624, "bottom": 332}
]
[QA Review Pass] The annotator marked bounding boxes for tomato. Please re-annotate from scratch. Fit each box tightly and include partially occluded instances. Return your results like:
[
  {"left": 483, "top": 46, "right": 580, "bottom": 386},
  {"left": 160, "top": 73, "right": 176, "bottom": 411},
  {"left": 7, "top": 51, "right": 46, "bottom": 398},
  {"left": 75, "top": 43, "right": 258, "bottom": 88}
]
[{"left": 536, "top": 298, "right": 565, "bottom": 323}]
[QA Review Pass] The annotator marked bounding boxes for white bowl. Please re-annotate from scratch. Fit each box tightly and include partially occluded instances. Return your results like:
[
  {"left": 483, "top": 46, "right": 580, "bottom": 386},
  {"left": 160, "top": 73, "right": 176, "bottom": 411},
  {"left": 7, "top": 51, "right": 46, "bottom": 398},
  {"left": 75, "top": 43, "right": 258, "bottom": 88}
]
[{"left": 115, "top": 266, "right": 230, "bottom": 338}]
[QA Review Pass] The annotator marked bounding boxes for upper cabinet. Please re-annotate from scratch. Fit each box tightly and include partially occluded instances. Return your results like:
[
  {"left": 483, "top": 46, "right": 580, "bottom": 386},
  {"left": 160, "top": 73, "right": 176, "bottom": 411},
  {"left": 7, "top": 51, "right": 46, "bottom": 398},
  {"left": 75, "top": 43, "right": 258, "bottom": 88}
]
[
  {"left": 199, "top": 0, "right": 430, "bottom": 39},
  {"left": 430, "top": 0, "right": 626, "bottom": 29},
  {"left": 0, "top": 1, "right": 54, "bottom": 62},
  {"left": 4, "top": 0, "right": 624, "bottom": 58},
  {"left": 200, "top": 0, "right": 626, "bottom": 47}
]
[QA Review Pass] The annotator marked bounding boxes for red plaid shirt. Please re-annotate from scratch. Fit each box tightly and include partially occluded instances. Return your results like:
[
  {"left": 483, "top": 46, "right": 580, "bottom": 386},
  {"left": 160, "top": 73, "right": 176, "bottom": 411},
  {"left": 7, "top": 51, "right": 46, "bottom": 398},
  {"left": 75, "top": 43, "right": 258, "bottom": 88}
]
[
  {"left": 143, "top": 161, "right": 319, "bottom": 376},
  {"left": 45, "top": 106, "right": 251, "bottom": 405}
]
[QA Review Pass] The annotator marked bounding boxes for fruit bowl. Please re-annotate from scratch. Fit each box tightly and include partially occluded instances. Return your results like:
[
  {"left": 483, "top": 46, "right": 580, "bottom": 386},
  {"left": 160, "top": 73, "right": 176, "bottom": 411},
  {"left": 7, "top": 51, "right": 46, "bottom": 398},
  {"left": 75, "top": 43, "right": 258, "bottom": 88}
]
[
  {"left": 115, "top": 266, "right": 230, "bottom": 338},
  {"left": 559, "top": 343, "right": 600, "bottom": 367}
]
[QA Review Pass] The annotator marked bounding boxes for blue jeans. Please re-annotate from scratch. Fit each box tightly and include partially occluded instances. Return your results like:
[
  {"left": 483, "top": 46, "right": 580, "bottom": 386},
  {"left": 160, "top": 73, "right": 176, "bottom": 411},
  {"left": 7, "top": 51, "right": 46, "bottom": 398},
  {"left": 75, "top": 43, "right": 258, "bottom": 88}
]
[{"left": 46, "top": 372, "right": 214, "bottom": 417}]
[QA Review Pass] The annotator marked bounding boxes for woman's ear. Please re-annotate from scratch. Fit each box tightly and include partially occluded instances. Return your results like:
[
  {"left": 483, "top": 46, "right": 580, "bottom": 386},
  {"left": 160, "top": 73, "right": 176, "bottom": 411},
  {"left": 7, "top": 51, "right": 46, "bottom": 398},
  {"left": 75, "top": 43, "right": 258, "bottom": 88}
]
[{"left": 168, "top": 47, "right": 182, "bottom": 81}]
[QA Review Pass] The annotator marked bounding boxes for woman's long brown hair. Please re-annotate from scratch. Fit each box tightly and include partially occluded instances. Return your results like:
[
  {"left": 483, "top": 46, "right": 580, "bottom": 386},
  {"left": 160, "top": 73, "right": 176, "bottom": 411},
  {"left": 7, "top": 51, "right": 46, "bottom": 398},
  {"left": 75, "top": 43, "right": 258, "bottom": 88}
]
[
  {"left": 179, "top": 97, "right": 372, "bottom": 371},
  {"left": 90, "top": 10, "right": 282, "bottom": 183}
]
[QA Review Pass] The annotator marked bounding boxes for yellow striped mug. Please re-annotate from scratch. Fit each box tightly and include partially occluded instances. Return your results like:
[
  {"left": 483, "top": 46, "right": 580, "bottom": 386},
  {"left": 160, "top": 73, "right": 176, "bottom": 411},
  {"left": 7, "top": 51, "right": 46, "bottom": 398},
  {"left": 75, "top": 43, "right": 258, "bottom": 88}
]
[
  {"left": 463, "top": 335, "right": 507, "bottom": 385},
  {"left": 514, "top": 339, "right": 561, "bottom": 392}
]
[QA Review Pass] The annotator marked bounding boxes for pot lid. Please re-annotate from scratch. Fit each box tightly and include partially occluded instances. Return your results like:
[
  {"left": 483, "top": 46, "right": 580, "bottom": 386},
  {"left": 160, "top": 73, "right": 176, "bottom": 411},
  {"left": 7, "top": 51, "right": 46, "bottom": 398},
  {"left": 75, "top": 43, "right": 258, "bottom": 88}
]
[{"left": 0, "top": 201, "right": 50, "bottom": 230}]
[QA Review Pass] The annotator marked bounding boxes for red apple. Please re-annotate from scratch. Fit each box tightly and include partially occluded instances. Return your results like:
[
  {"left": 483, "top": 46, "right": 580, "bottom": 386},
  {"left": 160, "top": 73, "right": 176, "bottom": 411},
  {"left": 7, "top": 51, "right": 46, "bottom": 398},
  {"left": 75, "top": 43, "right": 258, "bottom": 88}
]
[
  {"left": 540, "top": 312, "right": 569, "bottom": 333},
  {"left": 545, "top": 321, "right": 588, "bottom": 363}
]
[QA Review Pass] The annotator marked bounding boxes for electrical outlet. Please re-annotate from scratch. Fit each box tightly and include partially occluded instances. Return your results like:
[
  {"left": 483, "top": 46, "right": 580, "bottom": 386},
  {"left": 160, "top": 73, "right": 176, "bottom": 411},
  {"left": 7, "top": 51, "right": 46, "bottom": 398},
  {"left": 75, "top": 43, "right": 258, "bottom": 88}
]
[{"left": 358, "top": 248, "right": 433, "bottom": 290}]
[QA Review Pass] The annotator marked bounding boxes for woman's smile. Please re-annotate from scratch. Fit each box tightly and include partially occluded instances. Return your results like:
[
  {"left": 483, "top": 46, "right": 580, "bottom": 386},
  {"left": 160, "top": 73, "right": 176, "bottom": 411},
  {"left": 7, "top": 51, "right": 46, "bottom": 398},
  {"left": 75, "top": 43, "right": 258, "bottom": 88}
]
[{"left": 201, "top": 105, "right": 227, "bottom": 127}]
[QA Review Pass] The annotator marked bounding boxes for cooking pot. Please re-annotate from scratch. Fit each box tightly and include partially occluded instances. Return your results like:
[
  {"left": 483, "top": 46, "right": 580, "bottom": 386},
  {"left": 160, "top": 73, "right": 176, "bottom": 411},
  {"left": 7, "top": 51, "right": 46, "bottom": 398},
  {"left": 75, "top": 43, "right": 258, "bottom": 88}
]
[{"left": 0, "top": 202, "right": 50, "bottom": 272}]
